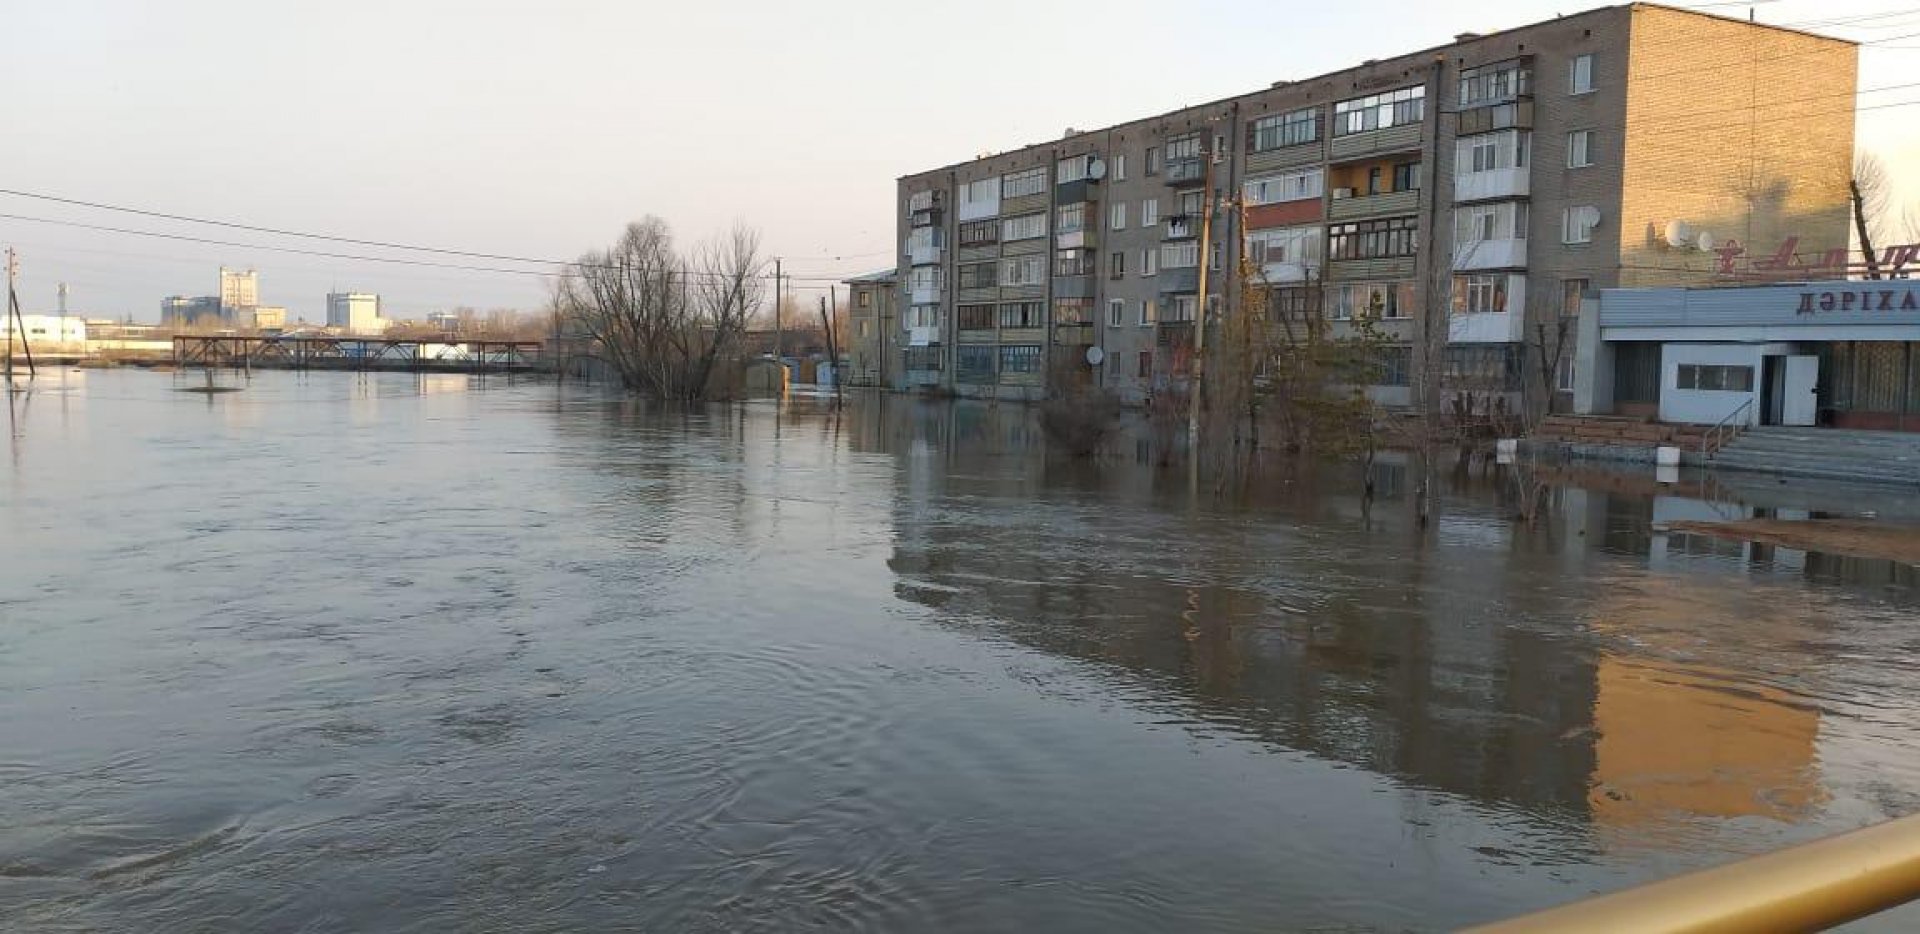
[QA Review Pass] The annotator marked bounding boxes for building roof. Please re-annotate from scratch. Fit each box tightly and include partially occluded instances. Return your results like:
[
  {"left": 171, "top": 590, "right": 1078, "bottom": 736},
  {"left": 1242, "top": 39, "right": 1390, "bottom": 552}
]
[{"left": 843, "top": 268, "right": 899, "bottom": 285}]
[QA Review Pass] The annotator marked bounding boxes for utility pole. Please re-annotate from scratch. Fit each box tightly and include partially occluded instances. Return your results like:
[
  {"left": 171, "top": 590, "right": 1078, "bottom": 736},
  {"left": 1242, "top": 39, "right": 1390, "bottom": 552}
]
[
  {"left": 1188, "top": 142, "right": 1217, "bottom": 457},
  {"left": 828, "top": 286, "right": 844, "bottom": 408},
  {"left": 773, "top": 257, "right": 784, "bottom": 366},
  {"left": 6, "top": 248, "right": 33, "bottom": 383}
]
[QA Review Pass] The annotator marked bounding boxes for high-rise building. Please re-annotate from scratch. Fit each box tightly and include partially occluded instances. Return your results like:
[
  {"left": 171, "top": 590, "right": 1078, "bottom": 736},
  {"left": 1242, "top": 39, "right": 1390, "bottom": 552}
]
[
  {"left": 219, "top": 267, "right": 259, "bottom": 317},
  {"left": 326, "top": 292, "right": 386, "bottom": 335},
  {"left": 893, "top": 3, "right": 1856, "bottom": 406}
]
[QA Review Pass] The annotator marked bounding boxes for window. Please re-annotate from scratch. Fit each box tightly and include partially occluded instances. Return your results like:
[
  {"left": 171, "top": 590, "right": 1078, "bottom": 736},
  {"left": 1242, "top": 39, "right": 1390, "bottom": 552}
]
[
  {"left": 1179, "top": 190, "right": 1203, "bottom": 215},
  {"left": 958, "top": 303, "right": 995, "bottom": 330},
  {"left": 959, "top": 220, "right": 998, "bottom": 247},
  {"left": 1457, "top": 130, "right": 1530, "bottom": 176},
  {"left": 1328, "top": 217, "right": 1419, "bottom": 260},
  {"left": 1556, "top": 354, "right": 1576, "bottom": 393},
  {"left": 1000, "top": 344, "right": 1043, "bottom": 374},
  {"left": 1054, "top": 248, "right": 1095, "bottom": 276},
  {"left": 1141, "top": 248, "right": 1158, "bottom": 276},
  {"left": 1562, "top": 206, "right": 1598, "bottom": 244},
  {"left": 1468, "top": 138, "right": 1498, "bottom": 173},
  {"left": 1676, "top": 364, "right": 1754, "bottom": 392},
  {"left": 1570, "top": 54, "right": 1594, "bottom": 94},
  {"left": 1002, "top": 212, "right": 1046, "bottom": 241},
  {"left": 1138, "top": 351, "right": 1153, "bottom": 378},
  {"left": 958, "top": 262, "right": 997, "bottom": 290},
  {"left": 1166, "top": 134, "right": 1202, "bottom": 160},
  {"left": 1250, "top": 107, "right": 1319, "bottom": 152},
  {"left": 998, "top": 301, "right": 1044, "bottom": 329},
  {"left": 956, "top": 345, "right": 995, "bottom": 383},
  {"left": 1109, "top": 251, "right": 1126, "bottom": 279},
  {"left": 1378, "top": 345, "right": 1412, "bottom": 387},
  {"left": 1160, "top": 241, "right": 1199, "bottom": 268},
  {"left": 906, "top": 304, "right": 939, "bottom": 329},
  {"left": 1244, "top": 168, "right": 1325, "bottom": 205},
  {"left": 857, "top": 290, "right": 872, "bottom": 309},
  {"left": 1107, "top": 299, "right": 1125, "bottom": 327},
  {"left": 907, "top": 266, "right": 942, "bottom": 293},
  {"left": 1562, "top": 278, "right": 1588, "bottom": 317},
  {"left": 1056, "top": 202, "right": 1086, "bottom": 233},
  {"left": 1333, "top": 85, "right": 1426, "bottom": 136},
  {"left": 1210, "top": 242, "right": 1223, "bottom": 271},
  {"left": 1138, "top": 299, "right": 1158, "bottom": 326},
  {"left": 1053, "top": 299, "right": 1092, "bottom": 327},
  {"left": 1001, "top": 255, "right": 1045, "bottom": 286},
  {"left": 1392, "top": 161, "right": 1421, "bottom": 192},
  {"left": 958, "top": 177, "right": 1000, "bottom": 220},
  {"left": 1567, "top": 129, "right": 1593, "bottom": 168},
  {"left": 1110, "top": 201, "right": 1127, "bottom": 230},
  {"left": 904, "top": 346, "right": 942, "bottom": 371},
  {"left": 1269, "top": 286, "right": 1322, "bottom": 319},
  {"left": 1145, "top": 146, "right": 1160, "bottom": 175},
  {"left": 1114, "top": 153, "right": 1128, "bottom": 181},
  {"left": 1451, "top": 274, "right": 1511, "bottom": 314},
  {"left": 1003, "top": 168, "right": 1046, "bottom": 198},
  {"left": 906, "top": 226, "right": 939, "bottom": 254},
  {"left": 1167, "top": 295, "right": 1197, "bottom": 322},
  {"left": 1331, "top": 282, "right": 1413, "bottom": 320},
  {"left": 1444, "top": 344, "right": 1523, "bottom": 391},
  {"left": 1459, "top": 61, "right": 1531, "bottom": 107},
  {"left": 1248, "top": 225, "right": 1323, "bottom": 267},
  {"left": 1141, "top": 198, "right": 1160, "bottom": 227}
]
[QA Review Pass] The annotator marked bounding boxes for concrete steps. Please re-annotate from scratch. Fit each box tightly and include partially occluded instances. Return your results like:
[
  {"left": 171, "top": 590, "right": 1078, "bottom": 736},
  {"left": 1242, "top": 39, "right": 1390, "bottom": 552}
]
[{"left": 1709, "top": 428, "right": 1920, "bottom": 487}]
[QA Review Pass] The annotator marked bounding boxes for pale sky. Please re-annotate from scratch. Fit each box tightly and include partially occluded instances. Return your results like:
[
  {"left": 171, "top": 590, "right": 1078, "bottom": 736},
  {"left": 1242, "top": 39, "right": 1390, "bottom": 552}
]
[{"left": 4, "top": 0, "right": 1916, "bottom": 322}]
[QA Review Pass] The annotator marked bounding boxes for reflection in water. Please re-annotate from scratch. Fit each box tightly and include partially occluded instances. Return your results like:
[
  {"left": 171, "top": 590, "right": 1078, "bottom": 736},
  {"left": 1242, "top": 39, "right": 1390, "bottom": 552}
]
[{"left": 4, "top": 372, "right": 1920, "bottom": 932}]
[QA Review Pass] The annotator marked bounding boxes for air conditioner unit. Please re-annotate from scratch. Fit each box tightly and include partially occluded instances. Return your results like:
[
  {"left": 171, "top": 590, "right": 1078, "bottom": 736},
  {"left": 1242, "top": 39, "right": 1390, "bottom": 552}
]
[{"left": 1332, "top": 188, "right": 1356, "bottom": 200}]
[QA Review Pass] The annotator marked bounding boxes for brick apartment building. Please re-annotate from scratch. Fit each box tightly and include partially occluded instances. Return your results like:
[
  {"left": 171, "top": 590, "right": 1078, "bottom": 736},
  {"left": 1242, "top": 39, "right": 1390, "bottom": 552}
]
[{"left": 891, "top": 2, "right": 1856, "bottom": 406}]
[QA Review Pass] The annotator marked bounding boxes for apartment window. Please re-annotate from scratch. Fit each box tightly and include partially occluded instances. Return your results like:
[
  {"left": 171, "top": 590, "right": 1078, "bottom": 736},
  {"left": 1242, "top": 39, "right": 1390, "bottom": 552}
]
[
  {"left": 998, "top": 301, "right": 1044, "bottom": 329},
  {"left": 1002, "top": 255, "right": 1045, "bottom": 286},
  {"left": 1248, "top": 225, "right": 1323, "bottom": 267},
  {"left": 1458, "top": 60, "right": 1530, "bottom": 107},
  {"left": 1145, "top": 146, "right": 1160, "bottom": 175},
  {"left": 1331, "top": 282, "right": 1413, "bottom": 320},
  {"left": 1451, "top": 273, "right": 1511, "bottom": 314},
  {"left": 1054, "top": 298, "right": 1093, "bottom": 327},
  {"left": 1110, "top": 201, "right": 1128, "bottom": 230},
  {"left": 1138, "top": 299, "right": 1158, "bottom": 326},
  {"left": 1109, "top": 251, "right": 1127, "bottom": 279},
  {"left": 1567, "top": 129, "right": 1594, "bottom": 168},
  {"left": 1250, "top": 107, "right": 1319, "bottom": 152},
  {"left": 1057, "top": 155, "right": 1097, "bottom": 184},
  {"left": 1138, "top": 351, "right": 1153, "bottom": 378},
  {"left": 1167, "top": 295, "right": 1197, "bottom": 322},
  {"left": 1114, "top": 153, "right": 1128, "bottom": 181},
  {"left": 1054, "top": 249, "right": 1095, "bottom": 276},
  {"left": 1392, "top": 161, "right": 1421, "bottom": 192},
  {"left": 1556, "top": 354, "right": 1576, "bottom": 393},
  {"left": 1166, "top": 133, "right": 1202, "bottom": 160},
  {"left": 1107, "top": 299, "right": 1125, "bottom": 327},
  {"left": 857, "top": 291, "right": 872, "bottom": 309},
  {"left": 1562, "top": 278, "right": 1588, "bottom": 317},
  {"left": 1380, "top": 345, "right": 1412, "bottom": 387},
  {"left": 1570, "top": 54, "right": 1594, "bottom": 94},
  {"left": 1179, "top": 190, "right": 1204, "bottom": 215},
  {"left": 959, "top": 178, "right": 1000, "bottom": 219},
  {"left": 906, "top": 304, "right": 939, "bottom": 329},
  {"left": 1002, "top": 212, "right": 1046, "bottom": 241},
  {"left": 1244, "top": 167, "right": 1325, "bottom": 206},
  {"left": 1444, "top": 345, "right": 1523, "bottom": 391},
  {"left": 1000, "top": 344, "right": 1043, "bottom": 374},
  {"left": 957, "top": 303, "right": 995, "bottom": 330},
  {"left": 1333, "top": 85, "right": 1426, "bottom": 136},
  {"left": 958, "top": 262, "right": 997, "bottom": 290},
  {"left": 959, "top": 219, "right": 998, "bottom": 247},
  {"left": 1003, "top": 167, "right": 1046, "bottom": 198},
  {"left": 1141, "top": 248, "right": 1158, "bottom": 276},
  {"left": 956, "top": 345, "right": 995, "bottom": 383},
  {"left": 1056, "top": 202, "right": 1086, "bottom": 234},
  {"left": 1328, "top": 217, "right": 1419, "bottom": 260},
  {"left": 1141, "top": 198, "right": 1160, "bottom": 227},
  {"left": 1269, "top": 286, "right": 1322, "bottom": 320},
  {"left": 1160, "top": 241, "right": 1199, "bottom": 268},
  {"left": 1676, "top": 364, "right": 1754, "bottom": 392},
  {"left": 1563, "top": 206, "right": 1599, "bottom": 244},
  {"left": 905, "top": 346, "right": 942, "bottom": 370},
  {"left": 1210, "top": 242, "right": 1224, "bottom": 271}
]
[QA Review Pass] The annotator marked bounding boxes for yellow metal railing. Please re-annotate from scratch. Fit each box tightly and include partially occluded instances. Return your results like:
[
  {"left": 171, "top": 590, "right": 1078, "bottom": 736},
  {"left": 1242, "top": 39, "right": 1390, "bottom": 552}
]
[{"left": 1469, "top": 813, "right": 1920, "bottom": 934}]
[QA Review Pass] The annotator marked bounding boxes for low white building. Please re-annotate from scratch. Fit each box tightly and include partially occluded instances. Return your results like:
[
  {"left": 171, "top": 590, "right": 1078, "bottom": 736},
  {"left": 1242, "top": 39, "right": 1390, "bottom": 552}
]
[
  {"left": 326, "top": 292, "right": 387, "bottom": 335},
  {"left": 3, "top": 315, "right": 87, "bottom": 353}
]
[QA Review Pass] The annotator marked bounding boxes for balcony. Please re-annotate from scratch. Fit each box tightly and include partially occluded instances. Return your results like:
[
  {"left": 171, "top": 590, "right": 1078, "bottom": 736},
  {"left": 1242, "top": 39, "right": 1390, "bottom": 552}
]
[
  {"left": 908, "top": 244, "right": 943, "bottom": 266},
  {"left": 1454, "top": 237, "right": 1527, "bottom": 270},
  {"left": 909, "top": 207, "right": 941, "bottom": 228},
  {"left": 1455, "top": 99, "right": 1534, "bottom": 137},
  {"left": 1051, "top": 276, "right": 1095, "bottom": 299},
  {"left": 1056, "top": 229, "right": 1095, "bottom": 250},
  {"left": 1158, "top": 266, "right": 1200, "bottom": 294},
  {"left": 1256, "top": 261, "right": 1318, "bottom": 284},
  {"left": 1329, "top": 123, "right": 1423, "bottom": 162},
  {"left": 909, "top": 286, "right": 942, "bottom": 305},
  {"left": 1328, "top": 188, "right": 1421, "bottom": 221},
  {"left": 1164, "top": 157, "right": 1206, "bottom": 187},
  {"left": 907, "top": 325, "right": 940, "bottom": 347},
  {"left": 1165, "top": 216, "right": 1199, "bottom": 240},
  {"left": 1454, "top": 168, "right": 1530, "bottom": 203}
]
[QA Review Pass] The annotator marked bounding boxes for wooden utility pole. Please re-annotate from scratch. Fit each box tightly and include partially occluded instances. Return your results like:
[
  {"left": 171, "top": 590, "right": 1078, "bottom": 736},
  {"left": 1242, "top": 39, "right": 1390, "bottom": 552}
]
[
  {"left": 6, "top": 247, "right": 33, "bottom": 383},
  {"left": 1188, "top": 144, "right": 1217, "bottom": 455},
  {"left": 827, "top": 286, "right": 844, "bottom": 407},
  {"left": 773, "top": 257, "right": 784, "bottom": 365}
]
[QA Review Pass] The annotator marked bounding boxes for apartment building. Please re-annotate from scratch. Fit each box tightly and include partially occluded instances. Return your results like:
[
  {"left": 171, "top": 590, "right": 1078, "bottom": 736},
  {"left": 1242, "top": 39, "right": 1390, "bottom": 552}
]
[
  {"left": 893, "top": 3, "right": 1855, "bottom": 406},
  {"left": 844, "top": 269, "right": 898, "bottom": 387}
]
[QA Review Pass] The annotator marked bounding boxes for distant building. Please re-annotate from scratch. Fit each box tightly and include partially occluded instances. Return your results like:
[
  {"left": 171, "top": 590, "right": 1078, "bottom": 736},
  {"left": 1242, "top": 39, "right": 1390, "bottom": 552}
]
[
  {"left": 426, "top": 311, "right": 460, "bottom": 334},
  {"left": 161, "top": 295, "right": 222, "bottom": 325},
  {"left": 243, "top": 305, "right": 288, "bottom": 330},
  {"left": 843, "top": 269, "right": 898, "bottom": 387},
  {"left": 219, "top": 267, "right": 259, "bottom": 317},
  {"left": 327, "top": 292, "right": 387, "bottom": 335},
  {"left": 3, "top": 315, "right": 87, "bottom": 351}
]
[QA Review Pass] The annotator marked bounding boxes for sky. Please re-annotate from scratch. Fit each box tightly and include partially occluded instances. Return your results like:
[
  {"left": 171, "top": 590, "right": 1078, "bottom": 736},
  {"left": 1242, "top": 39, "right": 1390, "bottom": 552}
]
[{"left": 4, "top": 0, "right": 1918, "bottom": 323}]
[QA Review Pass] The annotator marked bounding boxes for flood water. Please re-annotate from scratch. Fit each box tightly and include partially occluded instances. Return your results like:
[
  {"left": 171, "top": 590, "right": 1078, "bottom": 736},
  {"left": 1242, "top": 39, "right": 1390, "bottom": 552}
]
[{"left": 5, "top": 368, "right": 1920, "bottom": 932}]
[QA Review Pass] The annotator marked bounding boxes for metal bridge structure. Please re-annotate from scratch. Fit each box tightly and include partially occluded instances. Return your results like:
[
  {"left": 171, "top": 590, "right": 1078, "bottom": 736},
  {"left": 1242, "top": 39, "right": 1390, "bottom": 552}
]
[{"left": 172, "top": 335, "right": 544, "bottom": 374}]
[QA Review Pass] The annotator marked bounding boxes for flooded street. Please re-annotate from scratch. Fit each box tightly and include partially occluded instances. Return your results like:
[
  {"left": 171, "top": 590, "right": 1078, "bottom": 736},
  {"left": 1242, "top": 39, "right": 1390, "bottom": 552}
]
[{"left": 5, "top": 369, "right": 1920, "bottom": 932}]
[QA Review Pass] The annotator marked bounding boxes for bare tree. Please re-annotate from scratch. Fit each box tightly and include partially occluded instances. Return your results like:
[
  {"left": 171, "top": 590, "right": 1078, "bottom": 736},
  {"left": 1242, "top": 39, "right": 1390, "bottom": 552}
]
[
  {"left": 1854, "top": 151, "right": 1893, "bottom": 279},
  {"left": 553, "top": 217, "right": 766, "bottom": 401}
]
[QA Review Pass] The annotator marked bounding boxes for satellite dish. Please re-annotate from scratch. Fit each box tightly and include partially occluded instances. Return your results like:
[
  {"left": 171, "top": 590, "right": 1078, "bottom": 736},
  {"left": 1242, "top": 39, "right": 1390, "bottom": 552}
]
[
  {"left": 1664, "top": 220, "right": 1692, "bottom": 246},
  {"left": 1085, "top": 345, "right": 1106, "bottom": 366},
  {"left": 1087, "top": 159, "right": 1108, "bottom": 181},
  {"left": 1695, "top": 231, "right": 1716, "bottom": 253}
]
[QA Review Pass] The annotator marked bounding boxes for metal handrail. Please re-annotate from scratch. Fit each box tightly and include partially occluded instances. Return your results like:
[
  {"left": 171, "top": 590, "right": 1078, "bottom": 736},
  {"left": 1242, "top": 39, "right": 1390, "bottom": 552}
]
[
  {"left": 1468, "top": 812, "right": 1920, "bottom": 933},
  {"left": 1700, "top": 396, "right": 1755, "bottom": 462}
]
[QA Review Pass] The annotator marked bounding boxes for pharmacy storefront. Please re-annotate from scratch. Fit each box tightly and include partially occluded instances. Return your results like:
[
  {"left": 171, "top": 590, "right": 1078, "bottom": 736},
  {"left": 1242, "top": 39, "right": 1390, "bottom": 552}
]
[{"left": 1575, "top": 279, "right": 1920, "bottom": 431}]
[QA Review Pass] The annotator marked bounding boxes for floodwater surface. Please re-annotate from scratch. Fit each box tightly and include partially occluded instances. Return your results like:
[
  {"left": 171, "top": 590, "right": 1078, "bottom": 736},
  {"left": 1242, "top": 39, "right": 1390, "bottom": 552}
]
[{"left": 4, "top": 369, "right": 1920, "bottom": 932}]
